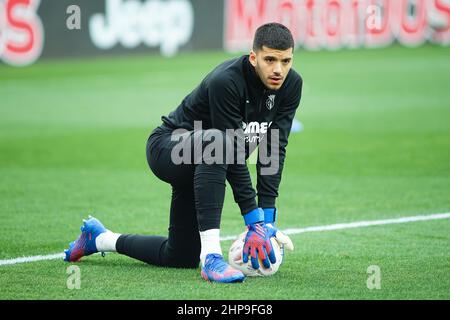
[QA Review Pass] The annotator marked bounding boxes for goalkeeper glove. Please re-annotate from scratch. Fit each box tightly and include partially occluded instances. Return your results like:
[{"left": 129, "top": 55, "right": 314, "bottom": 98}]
[
  {"left": 242, "top": 208, "right": 276, "bottom": 269},
  {"left": 262, "top": 208, "right": 294, "bottom": 251}
]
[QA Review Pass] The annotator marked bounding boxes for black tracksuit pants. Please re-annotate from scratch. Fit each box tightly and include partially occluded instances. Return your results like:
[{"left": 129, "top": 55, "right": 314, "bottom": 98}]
[{"left": 116, "top": 125, "right": 230, "bottom": 268}]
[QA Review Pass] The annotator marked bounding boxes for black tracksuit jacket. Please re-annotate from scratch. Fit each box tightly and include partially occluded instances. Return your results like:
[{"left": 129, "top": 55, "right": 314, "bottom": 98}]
[{"left": 160, "top": 55, "right": 303, "bottom": 215}]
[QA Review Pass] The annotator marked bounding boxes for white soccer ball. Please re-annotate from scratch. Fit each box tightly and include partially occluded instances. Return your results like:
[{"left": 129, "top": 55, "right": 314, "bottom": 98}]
[{"left": 228, "top": 230, "right": 284, "bottom": 277}]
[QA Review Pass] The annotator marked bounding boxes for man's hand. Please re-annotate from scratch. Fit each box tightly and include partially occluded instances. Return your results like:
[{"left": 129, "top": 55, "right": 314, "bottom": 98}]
[
  {"left": 265, "top": 223, "right": 294, "bottom": 251},
  {"left": 262, "top": 207, "right": 294, "bottom": 251},
  {"left": 242, "top": 208, "right": 276, "bottom": 269},
  {"left": 243, "top": 221, "right": 276, "bottom": 269}
]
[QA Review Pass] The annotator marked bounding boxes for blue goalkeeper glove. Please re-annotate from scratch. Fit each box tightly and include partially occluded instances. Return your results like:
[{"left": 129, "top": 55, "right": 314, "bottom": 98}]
[
  {"left": 242, "top": 208, "right": 276, "bottom": 269},
  {"left": 262, "top": 208, "right": 294, "bottom": 251}
]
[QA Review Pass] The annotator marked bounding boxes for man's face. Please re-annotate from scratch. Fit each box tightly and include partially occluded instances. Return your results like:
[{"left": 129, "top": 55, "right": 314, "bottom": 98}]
[{"left": 249, "top": 45, "right": 294, "bottom": 90}]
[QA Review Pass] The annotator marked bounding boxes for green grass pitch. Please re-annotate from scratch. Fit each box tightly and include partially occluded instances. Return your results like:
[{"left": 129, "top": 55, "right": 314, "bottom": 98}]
[{"left": 0, "top": 45, "right": 449, "bottom": 299}]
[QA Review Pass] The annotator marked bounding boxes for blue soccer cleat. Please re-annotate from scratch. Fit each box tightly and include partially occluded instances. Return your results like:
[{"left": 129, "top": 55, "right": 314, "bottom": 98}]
[
  {"left": 201, "top": 253, "right": 245, "bottom": 283},
  {"left": 64, "top": 215, "right": 107, "bottom": 262}
]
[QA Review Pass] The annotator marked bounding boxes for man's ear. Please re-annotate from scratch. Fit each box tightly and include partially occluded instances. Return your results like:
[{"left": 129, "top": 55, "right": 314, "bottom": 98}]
[{"left": 249, "top": 50, "right": 257, "bottom": 67}]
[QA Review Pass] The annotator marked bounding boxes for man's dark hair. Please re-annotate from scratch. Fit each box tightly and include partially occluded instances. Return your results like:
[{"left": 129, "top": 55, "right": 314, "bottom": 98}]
[{"left": 253, "top": 22, "right": 294, "bottom": 51}]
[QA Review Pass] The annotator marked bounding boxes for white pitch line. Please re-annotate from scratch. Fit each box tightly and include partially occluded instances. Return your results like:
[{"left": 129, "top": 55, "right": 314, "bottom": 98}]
[
  {"left": 220, "top": 212, "right": 450, "bottom": 240},
  {"left": 280, "top": 212, "right": 450, "bottom": 236},
  {"left": 0, "top": 253, "right": 65, "bottom": 266},
  {"left": 1, "top": 212, "right": 449, "bottom": 266}
]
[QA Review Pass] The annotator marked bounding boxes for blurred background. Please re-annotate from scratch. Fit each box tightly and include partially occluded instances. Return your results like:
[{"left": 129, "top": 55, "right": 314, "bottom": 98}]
[{"left": 1, "top": 0, "right": 449, "bottom": 299}]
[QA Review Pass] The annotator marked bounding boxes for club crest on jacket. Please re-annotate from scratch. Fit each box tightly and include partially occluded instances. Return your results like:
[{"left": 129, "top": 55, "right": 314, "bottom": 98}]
[{"left": 266, "top": 95, "right": 275, "bottom": 110}]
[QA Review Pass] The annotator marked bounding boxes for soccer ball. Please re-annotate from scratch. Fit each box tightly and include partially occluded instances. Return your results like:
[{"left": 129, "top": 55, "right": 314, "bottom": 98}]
[{"left": 228, "top": 230, "right": 284, "bottom": 277}]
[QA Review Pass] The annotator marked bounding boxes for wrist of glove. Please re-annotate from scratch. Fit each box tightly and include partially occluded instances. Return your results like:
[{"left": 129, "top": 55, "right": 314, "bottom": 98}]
[{"left": 262, "top": 207, "right": 277, "bottom": 224}]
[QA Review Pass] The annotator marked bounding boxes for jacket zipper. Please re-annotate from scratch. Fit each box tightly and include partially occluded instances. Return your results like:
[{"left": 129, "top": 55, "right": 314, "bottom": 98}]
[{"left": 258, "top": 89, "right": 267, "bottom": 113}]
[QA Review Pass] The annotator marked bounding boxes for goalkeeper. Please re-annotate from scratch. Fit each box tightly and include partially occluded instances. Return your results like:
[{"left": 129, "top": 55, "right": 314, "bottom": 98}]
[{"left": 64, "top": 23, "right": 302, "bottom": 283}]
